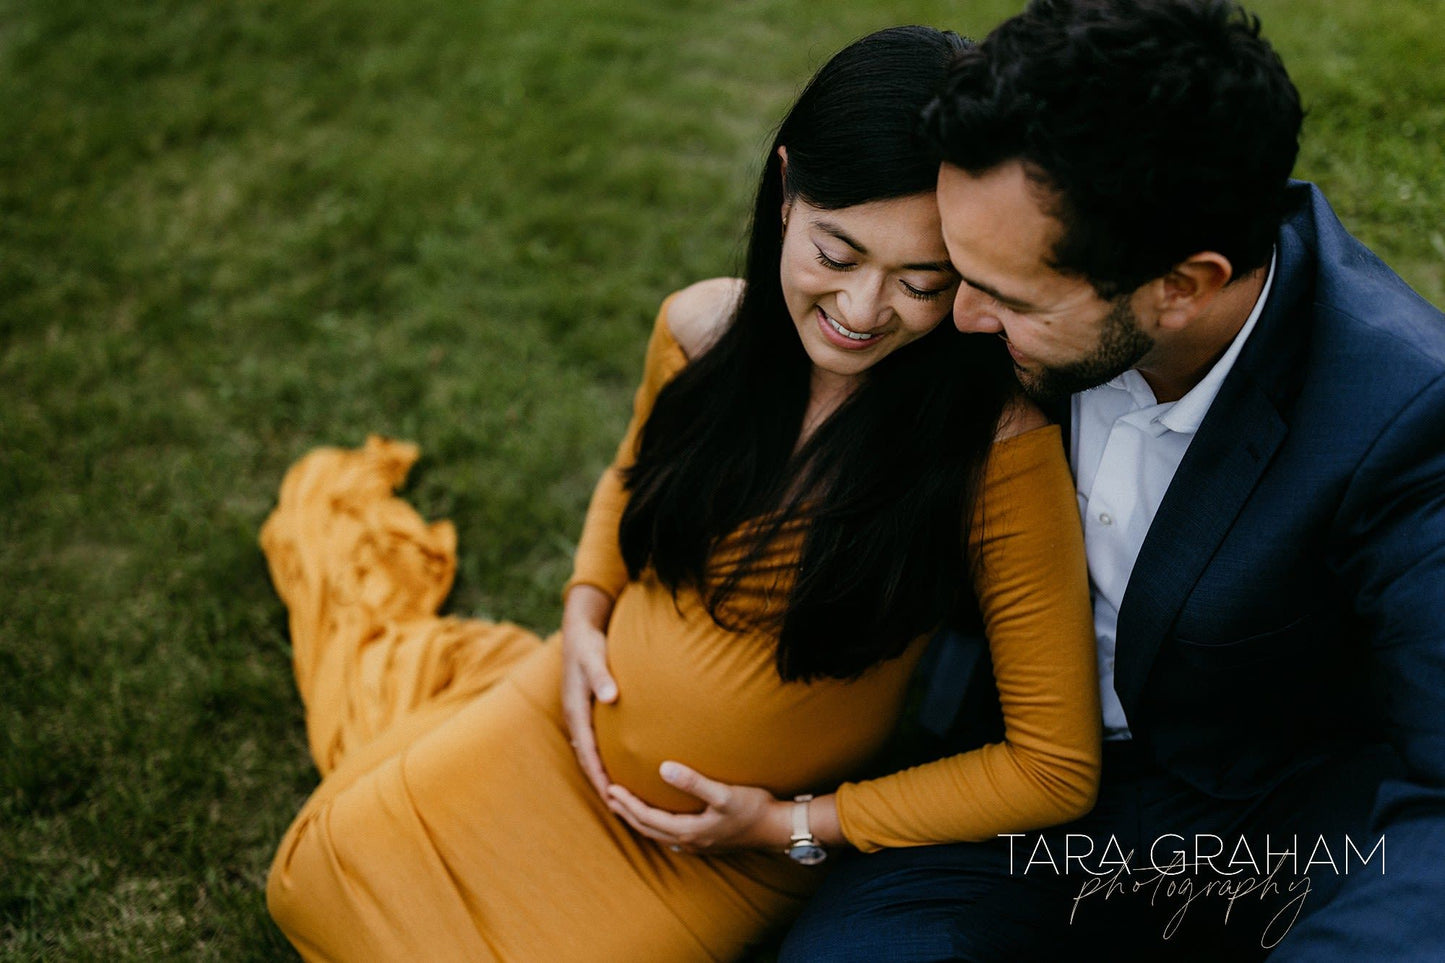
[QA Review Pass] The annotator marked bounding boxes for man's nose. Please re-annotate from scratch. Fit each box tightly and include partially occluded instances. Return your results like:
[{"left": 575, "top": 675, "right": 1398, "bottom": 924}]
[{"left": 952, "top": 286, "right": 1003, "bottom": 334}]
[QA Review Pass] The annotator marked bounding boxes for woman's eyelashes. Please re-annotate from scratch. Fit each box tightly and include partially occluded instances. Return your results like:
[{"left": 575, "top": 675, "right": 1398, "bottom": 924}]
[
  {"left": 901, "top": 280, "right": 951, "bottom": 301},
  {"left": 813, "top": 248, "right": 952, "bottom": 302}
]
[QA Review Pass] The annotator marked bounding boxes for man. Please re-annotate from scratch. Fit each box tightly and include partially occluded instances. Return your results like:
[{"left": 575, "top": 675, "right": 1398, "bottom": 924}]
[{"left": 782, "top": 0, "right": 1445, "bottom": 958}]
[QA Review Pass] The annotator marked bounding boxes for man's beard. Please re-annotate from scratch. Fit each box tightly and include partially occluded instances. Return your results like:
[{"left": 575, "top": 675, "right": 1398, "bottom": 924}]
[{"left": 1015, "top": 295, "right": 1153, "bottom": 404}]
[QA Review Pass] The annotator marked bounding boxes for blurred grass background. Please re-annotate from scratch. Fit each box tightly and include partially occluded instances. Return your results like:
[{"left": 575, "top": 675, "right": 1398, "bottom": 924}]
[{"left": 1, "top": 0, "right": 1440, "bottom": 957}]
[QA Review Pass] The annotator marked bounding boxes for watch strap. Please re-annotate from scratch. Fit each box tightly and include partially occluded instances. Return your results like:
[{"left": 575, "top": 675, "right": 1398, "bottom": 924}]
[{"left": 790, "top": 794, "right": 814, "bottom": 843}]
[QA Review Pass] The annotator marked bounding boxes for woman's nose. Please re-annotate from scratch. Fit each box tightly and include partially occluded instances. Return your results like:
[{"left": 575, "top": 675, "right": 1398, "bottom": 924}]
[{"left": 835, "top": 276, "right": 888, "bottom": 330}]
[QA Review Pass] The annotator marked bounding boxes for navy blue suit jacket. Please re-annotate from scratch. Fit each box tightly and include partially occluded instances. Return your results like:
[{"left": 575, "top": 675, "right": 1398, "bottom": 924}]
[
  {"left": 1093, "top": 182, "right": 1445, "bottom": 959},
  {"left": 920, "top": 181, "right": 1442, "bottom": 956}
]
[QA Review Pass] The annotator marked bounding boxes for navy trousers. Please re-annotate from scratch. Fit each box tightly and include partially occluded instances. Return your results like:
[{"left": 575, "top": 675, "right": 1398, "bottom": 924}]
[{"left": 780, "top": 743, "right": 1397, "bottom": 962}]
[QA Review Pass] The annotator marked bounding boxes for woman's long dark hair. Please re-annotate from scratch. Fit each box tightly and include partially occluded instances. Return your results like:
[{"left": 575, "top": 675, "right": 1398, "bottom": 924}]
[{"left": 618, "top": 26, "right": 1016, "bottom": 681}]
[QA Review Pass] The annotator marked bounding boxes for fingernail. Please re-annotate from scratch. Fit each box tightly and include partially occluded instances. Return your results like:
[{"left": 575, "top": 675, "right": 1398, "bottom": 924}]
[
  {"left": 598, "top": 683, "right": 616, "bottom": 701},
  {"left": 659, "top": 761, "right": 681, "bottom": 782}
]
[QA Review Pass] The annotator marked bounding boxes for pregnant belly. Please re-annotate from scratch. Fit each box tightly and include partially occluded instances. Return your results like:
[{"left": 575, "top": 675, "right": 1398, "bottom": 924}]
[{"left": 592, "top": 589, "right": 916, "bottom": 813}]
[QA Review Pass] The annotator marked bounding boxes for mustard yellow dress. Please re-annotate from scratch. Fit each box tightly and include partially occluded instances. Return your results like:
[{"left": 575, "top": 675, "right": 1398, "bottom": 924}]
[{"left": 260, "top": 294, "right": 1101, "bottom": 961}]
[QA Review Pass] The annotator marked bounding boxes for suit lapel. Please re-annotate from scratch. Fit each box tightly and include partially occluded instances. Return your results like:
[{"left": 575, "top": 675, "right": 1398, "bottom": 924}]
[
  {"left": 1111, "top": 191, "right": 1315, "bottom": 719},
  {"left": 1111, "top": 382, "right": 1285, "bottom": 716}
]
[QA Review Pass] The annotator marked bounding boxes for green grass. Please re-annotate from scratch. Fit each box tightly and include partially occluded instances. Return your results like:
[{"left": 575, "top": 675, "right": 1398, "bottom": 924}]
[{"left": 1, "top": 0, "right": 1440, "bottom": 957}]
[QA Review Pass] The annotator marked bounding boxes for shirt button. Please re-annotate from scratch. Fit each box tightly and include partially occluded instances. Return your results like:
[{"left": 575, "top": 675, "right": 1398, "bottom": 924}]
[{"left": 1098, "top": 512, "right": 1113, "bottom": 525}]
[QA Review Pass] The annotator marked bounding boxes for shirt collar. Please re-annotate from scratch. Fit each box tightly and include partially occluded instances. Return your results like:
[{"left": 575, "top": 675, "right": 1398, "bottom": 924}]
[{"left": 1156, "top": 248, "right": 1277, "bottom": 435}]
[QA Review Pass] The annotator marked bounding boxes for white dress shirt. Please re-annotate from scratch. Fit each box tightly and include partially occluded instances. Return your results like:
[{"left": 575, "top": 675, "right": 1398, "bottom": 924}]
[{"left": 1071, "top": 253, "right": 1276, "bottom": 738}]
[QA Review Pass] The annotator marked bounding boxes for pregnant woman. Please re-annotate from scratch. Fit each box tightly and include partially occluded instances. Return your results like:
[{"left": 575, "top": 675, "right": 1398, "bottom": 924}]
[{"left": 261, "top": 26, "right": 1100, "bottom": 961}]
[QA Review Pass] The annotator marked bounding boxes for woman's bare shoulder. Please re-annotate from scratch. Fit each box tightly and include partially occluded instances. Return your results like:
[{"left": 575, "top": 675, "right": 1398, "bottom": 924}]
[
  {"left": 993, "top": 395, "right": 1051, "bottom": 441},
  {"left": 666, "top": 277, "right": 744, "bottom": 359}
]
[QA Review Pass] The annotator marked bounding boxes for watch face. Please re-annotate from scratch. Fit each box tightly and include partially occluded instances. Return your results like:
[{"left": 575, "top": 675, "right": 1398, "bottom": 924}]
[{"left": 789, "top": 843, "right": 827, "bottom": 866}]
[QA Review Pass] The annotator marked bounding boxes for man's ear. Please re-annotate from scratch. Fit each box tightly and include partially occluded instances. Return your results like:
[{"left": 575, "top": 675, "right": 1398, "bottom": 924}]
[{"left": 1153, "top": 252, "right": 1234, "bottom": 331}]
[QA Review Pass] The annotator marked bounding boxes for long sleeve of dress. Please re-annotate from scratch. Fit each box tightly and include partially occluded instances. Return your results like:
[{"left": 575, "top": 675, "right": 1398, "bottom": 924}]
[
  {"left": 835, "top": 426, "right": 1102, "bottom": 851},
  {"left": 564, "top": 295, "right": 689, "bottom": 601}
]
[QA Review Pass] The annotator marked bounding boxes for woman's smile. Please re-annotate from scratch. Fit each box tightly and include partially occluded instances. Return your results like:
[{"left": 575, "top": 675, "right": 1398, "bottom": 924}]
[{"left": 816, "top": 306, "right": 885, "bottom": 350}]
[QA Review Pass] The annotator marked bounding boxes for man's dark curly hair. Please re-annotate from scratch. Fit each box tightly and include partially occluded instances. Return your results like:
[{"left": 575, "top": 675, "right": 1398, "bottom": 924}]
[{"left": 922, "top": 0, "right": 1303, "bottom": 299}]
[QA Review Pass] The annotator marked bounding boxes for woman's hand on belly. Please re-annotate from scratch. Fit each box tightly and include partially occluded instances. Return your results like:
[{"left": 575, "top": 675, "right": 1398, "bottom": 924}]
[
  {"left": 560, "top": 585, "right": 620, "bottom": 800},
  {"left": 605, "top": 761, "right": 843, "bottom": 854}
]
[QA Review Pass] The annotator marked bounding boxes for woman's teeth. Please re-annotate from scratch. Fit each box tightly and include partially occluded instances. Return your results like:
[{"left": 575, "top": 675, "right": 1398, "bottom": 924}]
[{"left": 826, "top": 314, "right": 877, "bottom": 341}]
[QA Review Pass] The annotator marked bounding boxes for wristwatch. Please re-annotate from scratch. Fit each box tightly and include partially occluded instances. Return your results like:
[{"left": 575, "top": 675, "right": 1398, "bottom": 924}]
[{"left": 785, "top": 794, "right": 827, "bottom": 865}]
